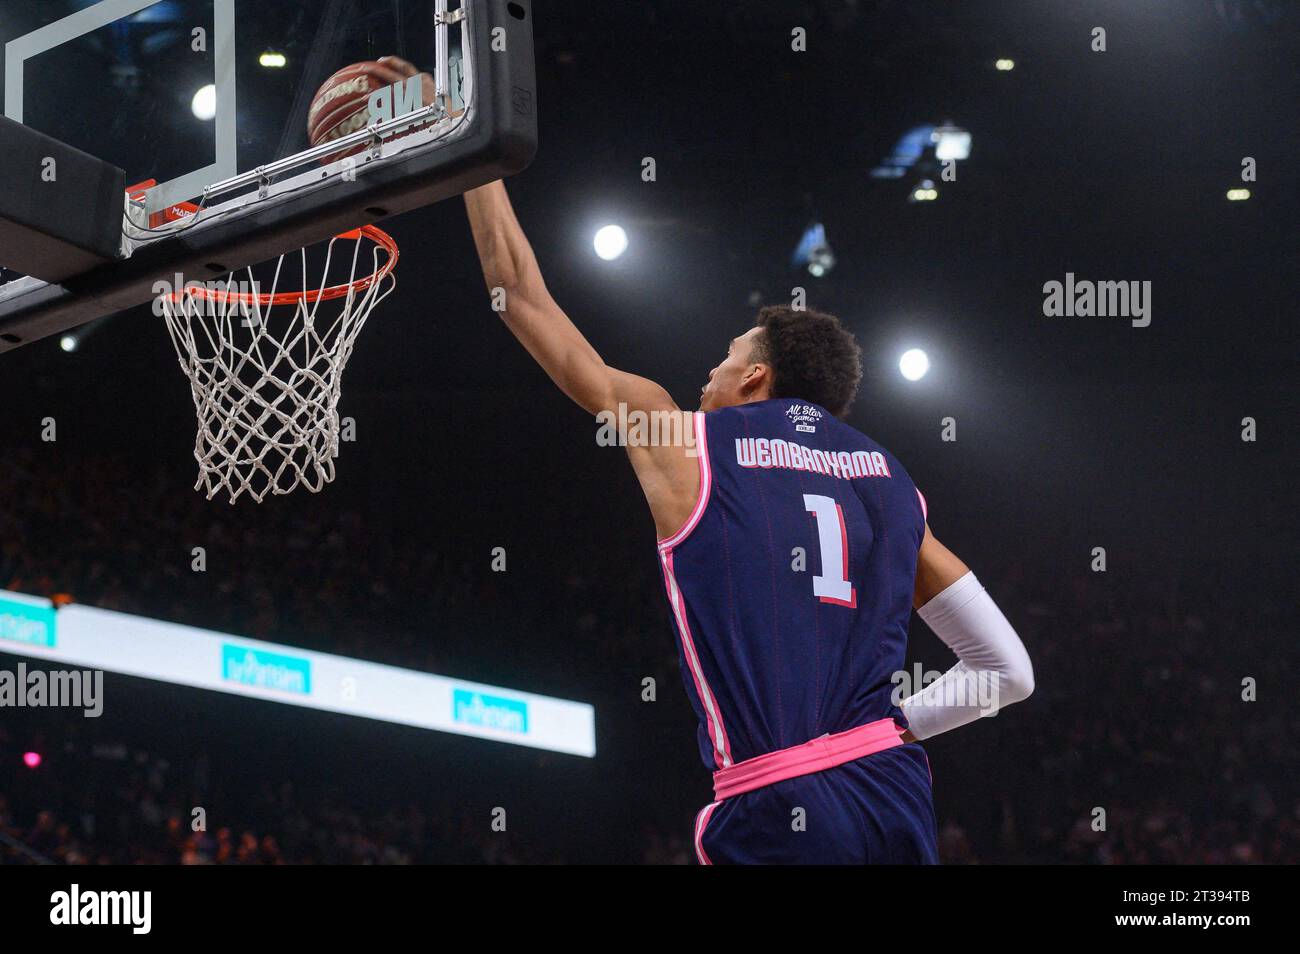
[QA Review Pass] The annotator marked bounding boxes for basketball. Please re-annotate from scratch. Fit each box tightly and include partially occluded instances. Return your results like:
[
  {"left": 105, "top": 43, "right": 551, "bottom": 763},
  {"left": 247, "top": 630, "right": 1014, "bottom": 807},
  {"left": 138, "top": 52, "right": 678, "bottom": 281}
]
[{"left": 307, "top": 61, "right": 391, "bottom": 160}]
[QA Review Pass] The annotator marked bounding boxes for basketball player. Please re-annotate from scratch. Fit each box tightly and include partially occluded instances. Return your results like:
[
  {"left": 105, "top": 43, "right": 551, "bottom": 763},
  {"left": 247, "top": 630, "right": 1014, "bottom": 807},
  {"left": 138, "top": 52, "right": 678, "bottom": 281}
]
[{"left": 372, "top": 56, "right": 1036, "bottom": 863}]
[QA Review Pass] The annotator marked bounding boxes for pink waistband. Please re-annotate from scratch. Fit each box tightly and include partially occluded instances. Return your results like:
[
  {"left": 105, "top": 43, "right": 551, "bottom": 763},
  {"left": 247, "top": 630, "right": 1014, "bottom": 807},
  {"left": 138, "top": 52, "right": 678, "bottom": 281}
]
[{"left": 711, "top": 718, "right": 905, "bottom": 800}]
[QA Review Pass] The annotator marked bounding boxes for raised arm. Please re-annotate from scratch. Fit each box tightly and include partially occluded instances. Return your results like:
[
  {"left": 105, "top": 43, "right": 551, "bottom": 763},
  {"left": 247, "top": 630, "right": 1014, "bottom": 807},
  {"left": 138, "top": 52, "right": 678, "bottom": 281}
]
[
  {"left": 463, "top": 180, "right": 639, "bottom": 415},
  {"left": 374, "top": 53, "right": 672, "bottom": 418},
  {"left": 462, "top": 180, "right": 700, "bottom": 538}
]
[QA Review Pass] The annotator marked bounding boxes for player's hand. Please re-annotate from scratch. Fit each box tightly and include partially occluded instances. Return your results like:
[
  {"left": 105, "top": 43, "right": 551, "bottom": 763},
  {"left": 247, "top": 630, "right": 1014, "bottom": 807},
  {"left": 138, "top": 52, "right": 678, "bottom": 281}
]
[{"left": 377, "top": 55, "right": 438, "bottom": 111}]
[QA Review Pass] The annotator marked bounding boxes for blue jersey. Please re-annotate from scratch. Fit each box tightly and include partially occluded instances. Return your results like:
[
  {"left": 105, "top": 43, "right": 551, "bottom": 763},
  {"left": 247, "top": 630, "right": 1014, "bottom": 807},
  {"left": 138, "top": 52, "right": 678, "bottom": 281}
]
[{"left": 657, "top": 398, "right": 927, "bottom": 771}]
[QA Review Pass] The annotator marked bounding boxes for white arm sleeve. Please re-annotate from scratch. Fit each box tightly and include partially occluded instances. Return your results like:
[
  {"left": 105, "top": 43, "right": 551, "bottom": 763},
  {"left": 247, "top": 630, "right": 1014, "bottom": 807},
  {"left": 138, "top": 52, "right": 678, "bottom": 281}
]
[{"left": 900, "top": 571, "right": 1034, "bottom": 741}]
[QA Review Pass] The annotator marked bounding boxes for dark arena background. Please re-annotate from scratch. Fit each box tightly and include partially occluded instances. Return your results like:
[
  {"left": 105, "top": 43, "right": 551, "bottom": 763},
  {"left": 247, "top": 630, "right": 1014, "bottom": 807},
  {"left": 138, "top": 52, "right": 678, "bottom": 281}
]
[{"left": 0, "top": 0, "right": 1295, "bottom": 909}]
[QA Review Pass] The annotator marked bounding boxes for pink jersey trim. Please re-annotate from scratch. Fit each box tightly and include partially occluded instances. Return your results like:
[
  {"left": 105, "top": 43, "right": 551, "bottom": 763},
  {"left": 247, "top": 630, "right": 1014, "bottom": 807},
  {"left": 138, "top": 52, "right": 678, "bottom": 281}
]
[
  {"left": 916, "top": 487, "right": 928, "bottom": 521},
  {"left": 659, "top": 549, "right": 733, "bottom": 769},
  {"left": 694, "top": 801, "right": 720, "bottom": 864},
  {"left": 711, "top": 718, "right": 904, "bottom": 801},
  {"left": 657, "top": 412, "right": 712, "bottom": 551}
]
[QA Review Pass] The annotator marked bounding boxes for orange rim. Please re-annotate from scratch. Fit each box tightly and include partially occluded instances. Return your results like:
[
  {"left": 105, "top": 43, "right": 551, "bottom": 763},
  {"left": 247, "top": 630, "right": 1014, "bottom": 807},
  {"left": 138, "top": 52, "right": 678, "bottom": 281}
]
[{"left": 168, "top": 225, "right": 399, "bottom": 306}]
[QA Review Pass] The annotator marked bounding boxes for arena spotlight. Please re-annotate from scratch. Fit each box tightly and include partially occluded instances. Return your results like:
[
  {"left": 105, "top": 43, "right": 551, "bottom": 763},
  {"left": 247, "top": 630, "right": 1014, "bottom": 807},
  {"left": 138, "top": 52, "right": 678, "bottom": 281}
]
[
  {"left": 807, "top": 244, "right": 835, "bottom": 277},
  {"left": 995, "top": 58, "right": 1015, "bottom": 71},
  {"left": 593, "top": 225, "right": 628, "bottom": 260},
  {"left": 191, "top": 84, "right": 217, "bottom": 121},
  {"left": 259, "top": 51, "right": 288, "bottom": 68},
  {"left": 910, "top": 179, "right": 938, "bottom": 202},
  {"left": 931, "top": 125, "right": 972, "bottom": 162},
  {"left": 899, "top": 348, "right": 930, "bottom": 381},
  {"left": 59, "top": 335, "right": 78, "bottom": 353},
  {"left": 792, "top": 223, "right": 835, "bottom": 277},
  {"left": 1226, "top": 188, "right": 1251, "bottom": 201},
  {"left": 23, "top": 752, "right": 42, "bottom": 769}
]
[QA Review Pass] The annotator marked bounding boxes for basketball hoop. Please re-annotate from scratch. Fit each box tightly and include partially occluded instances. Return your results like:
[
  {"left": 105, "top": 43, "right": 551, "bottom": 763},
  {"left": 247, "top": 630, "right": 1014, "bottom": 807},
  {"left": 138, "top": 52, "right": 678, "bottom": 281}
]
[{"left": 160, "top": 226, "right": 399, "bottom": 504}]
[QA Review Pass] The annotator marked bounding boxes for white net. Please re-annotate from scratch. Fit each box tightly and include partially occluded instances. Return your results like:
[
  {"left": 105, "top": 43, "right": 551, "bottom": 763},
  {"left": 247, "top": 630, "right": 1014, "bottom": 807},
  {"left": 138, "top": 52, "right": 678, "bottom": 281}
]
[{"left": 161, "top": 227, "right": 397, "bottom": 504}]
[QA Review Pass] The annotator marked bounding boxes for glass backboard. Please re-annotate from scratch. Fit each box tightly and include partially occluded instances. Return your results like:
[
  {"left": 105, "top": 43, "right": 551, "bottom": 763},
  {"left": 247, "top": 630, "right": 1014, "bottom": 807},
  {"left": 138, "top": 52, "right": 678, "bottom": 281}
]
[
  {"left": 3, "top": 0, "right": 469, "bottom": 216},
  {"left": 0, "top": 0, "right": 536, "bottom": 351}
]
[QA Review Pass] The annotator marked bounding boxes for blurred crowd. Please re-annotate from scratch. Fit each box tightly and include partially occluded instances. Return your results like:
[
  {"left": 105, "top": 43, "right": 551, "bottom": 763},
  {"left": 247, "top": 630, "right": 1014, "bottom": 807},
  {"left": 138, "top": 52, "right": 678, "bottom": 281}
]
[
  {"left": 0, "top": 734, "right": 600, "bottom": 865},
  {"left": 924, "top": 565, "right": 1298, "bottom": 864},
  {"left": 1, "top": 447, "right": 1294, "bottom": 864}
]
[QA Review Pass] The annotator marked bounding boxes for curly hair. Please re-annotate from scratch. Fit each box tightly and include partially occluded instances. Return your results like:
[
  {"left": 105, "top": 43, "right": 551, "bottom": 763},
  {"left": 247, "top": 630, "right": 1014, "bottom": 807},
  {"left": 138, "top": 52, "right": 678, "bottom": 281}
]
[{"left": 751, "top": 305, "right": 863, "bottom": 418}]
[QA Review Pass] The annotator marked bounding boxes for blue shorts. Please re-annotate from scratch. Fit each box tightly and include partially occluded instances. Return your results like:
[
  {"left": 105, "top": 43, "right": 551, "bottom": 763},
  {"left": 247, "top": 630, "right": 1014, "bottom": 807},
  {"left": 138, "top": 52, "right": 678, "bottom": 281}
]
[{"left": 693, "top": 743, "right": 939, "bottom": 864}]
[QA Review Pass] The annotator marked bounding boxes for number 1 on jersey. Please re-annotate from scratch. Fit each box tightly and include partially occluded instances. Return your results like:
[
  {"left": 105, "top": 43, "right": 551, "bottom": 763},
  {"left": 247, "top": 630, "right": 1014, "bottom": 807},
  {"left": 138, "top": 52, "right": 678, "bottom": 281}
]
[{"left": 802, "top": 494, "right": 857, "bottom": 608}]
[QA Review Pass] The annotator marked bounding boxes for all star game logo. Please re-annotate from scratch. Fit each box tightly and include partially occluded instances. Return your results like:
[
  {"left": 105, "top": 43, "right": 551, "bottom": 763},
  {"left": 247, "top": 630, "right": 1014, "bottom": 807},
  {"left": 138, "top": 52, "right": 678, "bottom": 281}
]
[{"left": 785, "top": 403, "right": 823, "bottom": 434}]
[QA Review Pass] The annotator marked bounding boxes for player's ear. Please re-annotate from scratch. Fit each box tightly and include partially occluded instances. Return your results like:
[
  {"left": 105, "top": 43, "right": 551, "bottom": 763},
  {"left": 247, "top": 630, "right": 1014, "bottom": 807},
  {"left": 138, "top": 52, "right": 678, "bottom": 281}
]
[{"left": 741, "top": 361, "right": 772, "bottom": 397}]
